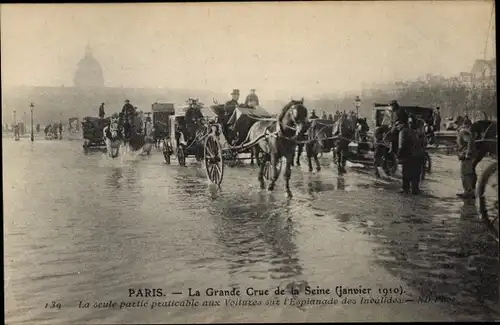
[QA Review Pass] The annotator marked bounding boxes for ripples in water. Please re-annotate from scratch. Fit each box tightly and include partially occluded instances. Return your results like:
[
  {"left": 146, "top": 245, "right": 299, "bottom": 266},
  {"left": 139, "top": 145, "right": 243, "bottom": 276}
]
[{"left": 3, "top": 140, "right": 499, "bottom": 323}]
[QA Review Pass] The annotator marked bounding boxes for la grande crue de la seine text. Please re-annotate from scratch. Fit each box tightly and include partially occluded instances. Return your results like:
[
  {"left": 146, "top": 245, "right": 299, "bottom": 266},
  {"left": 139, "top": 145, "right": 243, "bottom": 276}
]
[{"left": 127, "top": 285, "right": 404, "bottom": 298}]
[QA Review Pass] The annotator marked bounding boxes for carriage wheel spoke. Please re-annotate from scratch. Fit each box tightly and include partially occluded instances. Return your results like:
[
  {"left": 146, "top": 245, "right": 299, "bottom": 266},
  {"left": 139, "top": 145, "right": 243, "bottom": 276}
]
[{"left": 215, "top": 163, "right": 222, "bottom": 179}]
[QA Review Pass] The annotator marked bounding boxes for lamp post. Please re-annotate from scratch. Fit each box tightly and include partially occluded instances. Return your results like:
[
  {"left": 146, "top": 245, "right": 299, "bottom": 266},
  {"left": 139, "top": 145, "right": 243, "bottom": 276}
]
[
  {"left": 30, "top": 103, "right": 34, "bottom": 142},
  {"left": 355, "top": 96, "right": 361, "bottom": 118},
  {"left": 13, "top": 109, "right": 17, "bottom": 129}
]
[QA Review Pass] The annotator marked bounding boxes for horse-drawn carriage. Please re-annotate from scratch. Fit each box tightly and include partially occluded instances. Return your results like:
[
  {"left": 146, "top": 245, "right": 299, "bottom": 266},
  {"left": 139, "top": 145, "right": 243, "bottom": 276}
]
[
  {"left": 369, "top": 103, "right": 434, "bottom": 177},
  {"left": 81, "top": 117, "right": 110, "bottom": 151},
  {"left": 152, "top": 102, "right": 175, "bottom": 149},
  {"left": 162, "top": 98, "right": 289, "bottom": 186}
]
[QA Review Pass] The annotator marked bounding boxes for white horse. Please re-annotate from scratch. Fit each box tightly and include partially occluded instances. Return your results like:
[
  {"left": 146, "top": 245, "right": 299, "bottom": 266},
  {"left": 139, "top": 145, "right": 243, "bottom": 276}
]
[{"left": 103, "top": 119, "right": 122, "bottom": 158}]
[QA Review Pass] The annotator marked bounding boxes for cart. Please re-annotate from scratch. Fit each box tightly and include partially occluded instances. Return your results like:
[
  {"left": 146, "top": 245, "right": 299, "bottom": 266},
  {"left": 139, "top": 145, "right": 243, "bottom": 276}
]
[
  {"left": 370, "top": 103, "right": 434, "bottom": 176},
  {"left": 162, "top": 100, "right": 280, "bottom": 186},
  {"left": 81, "top": 116, "right": 110, "bottom": 152}
]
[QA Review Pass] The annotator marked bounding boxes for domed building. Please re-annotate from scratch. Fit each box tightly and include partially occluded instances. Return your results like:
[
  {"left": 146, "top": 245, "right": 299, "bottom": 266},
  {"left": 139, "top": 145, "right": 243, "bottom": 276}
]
[{"left": 73, "top": 44, "right": 105, "bottom": 88}]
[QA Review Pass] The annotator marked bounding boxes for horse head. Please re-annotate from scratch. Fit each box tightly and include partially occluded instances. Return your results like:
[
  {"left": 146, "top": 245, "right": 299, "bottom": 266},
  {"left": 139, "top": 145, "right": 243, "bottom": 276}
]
[
  {"left": 109, "top": 116, "right": 120, "bottom": 140},
  {"left": 356, "top": 117, "right": 370, "bottom": 137},
  {"left": 278, "top": 98, "right": 308, "bottom": 138},
  {"left": 337, "top": 112, "right": 357, "bottom": 136}
]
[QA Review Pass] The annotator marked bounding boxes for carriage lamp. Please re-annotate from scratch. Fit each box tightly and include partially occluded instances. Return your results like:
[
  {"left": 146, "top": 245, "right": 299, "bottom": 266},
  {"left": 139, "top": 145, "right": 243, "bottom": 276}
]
[
  {"left": 30, "top": 103, "right": 34, "bottom": 142},
  {"left": 355, "top": 96, "right": 361, "bottom": 117}
]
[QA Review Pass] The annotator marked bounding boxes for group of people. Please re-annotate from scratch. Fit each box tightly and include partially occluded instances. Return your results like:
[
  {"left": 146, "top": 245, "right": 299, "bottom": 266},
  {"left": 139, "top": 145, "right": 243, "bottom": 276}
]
[{"left": 309, "top": 109, "right": 358, "bottom": 121}]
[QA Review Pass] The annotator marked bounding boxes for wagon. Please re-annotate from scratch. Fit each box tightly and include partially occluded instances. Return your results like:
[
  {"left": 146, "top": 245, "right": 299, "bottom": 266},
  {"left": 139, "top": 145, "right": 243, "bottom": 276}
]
[
  {"left": 369, "top": 103, "right": 434, "bottom": 176},
  {"left": 152, "top": 102, "right": 175, "bottom": 148},
  {"left": 162, "top": 100, "right": 278, "bottom": 186},
  {"left": 81, "top": 116, "right": 110, "bottom": 152}
]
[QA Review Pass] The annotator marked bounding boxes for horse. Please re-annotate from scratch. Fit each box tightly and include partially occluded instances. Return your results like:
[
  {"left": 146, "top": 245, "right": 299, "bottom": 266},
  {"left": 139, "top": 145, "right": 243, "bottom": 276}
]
[
  {"left": 120, "top": 112, "right": 146, "bottom": 152},
  {"left": 295, "top": 116, "right": 369, "bottom": 170},
  {"left": 330, "top": 113, "right": 359, "bottom": 174},
  {"left": 247, "top": 99, "right": 308, "bottom": 198},
  {"left": 471, "top": 120, "right": 497, "bottom": 167},
  {"left": 372, "top": 124, "right": 399, "bottom": 178},
  {"left": 153, "top": 121, "right": 168, "bottom": 150},
  {"left": 103, "top": 117, "right": 122, "bottom": 158}
]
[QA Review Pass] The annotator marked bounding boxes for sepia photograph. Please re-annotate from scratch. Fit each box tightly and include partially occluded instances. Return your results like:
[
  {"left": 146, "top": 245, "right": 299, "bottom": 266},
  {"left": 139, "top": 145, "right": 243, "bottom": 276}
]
[{"left": 2, "top": 1, "right": 498, "bottom": 323}]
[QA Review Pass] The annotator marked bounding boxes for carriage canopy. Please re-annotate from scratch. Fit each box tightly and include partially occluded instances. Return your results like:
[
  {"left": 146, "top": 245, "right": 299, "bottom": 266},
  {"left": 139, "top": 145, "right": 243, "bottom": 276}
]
[{"left": 373, "top": 103, "right": 434, "bottom": 128}]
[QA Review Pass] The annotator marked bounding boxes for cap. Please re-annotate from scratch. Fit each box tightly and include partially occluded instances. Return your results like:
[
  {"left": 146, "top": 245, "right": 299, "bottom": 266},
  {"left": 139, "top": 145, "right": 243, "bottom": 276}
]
[
  {"left": 231, "top": 89, "right": 240, "bottom": 95},
  {"left": 250, "top": 89, "right": 256, "bottom": 92},
  {"left": 125, "top": 99, "right": 130, "bottom": 103}
]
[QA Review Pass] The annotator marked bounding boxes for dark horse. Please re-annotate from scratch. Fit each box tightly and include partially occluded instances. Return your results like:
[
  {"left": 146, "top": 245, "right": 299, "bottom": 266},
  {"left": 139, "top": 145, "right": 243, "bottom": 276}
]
[
  {"left": 471, "top": 120, "right": 497, "bottom": 166},
  {"left": 120, "top": 112, "right": 145, "bottom": 152},
  {"left": 247, "top": 99, "right": 308, "bottom": 198},
  {"left": 295, "top": 116, "right": 368, "bottom": 172},
  {"left": 330, "top": 113, "right": 358, "bottom": 174},
  {"left": 153, "top": 121, "right": 168, "bottom": 150},
  {"left": 372, "top": 124, "right": 399, "bottom": 178}
]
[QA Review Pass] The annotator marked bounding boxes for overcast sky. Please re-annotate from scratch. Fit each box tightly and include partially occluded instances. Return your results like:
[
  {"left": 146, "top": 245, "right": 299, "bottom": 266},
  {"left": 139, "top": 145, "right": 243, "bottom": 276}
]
[{"left": 1, "top": 2, "right": 496, "bottom": 98}]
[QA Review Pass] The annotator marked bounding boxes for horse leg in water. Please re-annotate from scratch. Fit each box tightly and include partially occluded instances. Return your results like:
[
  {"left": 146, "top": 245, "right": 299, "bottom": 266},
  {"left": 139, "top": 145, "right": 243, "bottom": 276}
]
[
  {"left": 267, "top": 153, "right": 280, "bottom": 192},
  {"left": 306, "top": 142, "right": 320, "bottom": 172},
  {"left": 335, "top": 143, "right": 346, "bottom": 175},
  {"left": 340, "top": 141, "right": 348, "bottom": 174},
  {"left": 373, "top": 145, "right": 382, "bottom": 178},
  {"left": 306, "top": 142, "right": 314, "bottom": 172},
  {"left": 258, "top": 151, "right": 268, "bottom": 189},
  {"left": 253, "top": 146, "right": 261, "bottom": 167},
  {"left": 313, "top": 143, "right": 321, "bottom": 172},
  {"left": 283, "top": 152, "right": 294, "bottom": 198},
  {"left": 294, "top": 144, "right": 303, "bottom": 167},
  {"left": 250, "top": 149, "right": 255, "bottom": 166}
]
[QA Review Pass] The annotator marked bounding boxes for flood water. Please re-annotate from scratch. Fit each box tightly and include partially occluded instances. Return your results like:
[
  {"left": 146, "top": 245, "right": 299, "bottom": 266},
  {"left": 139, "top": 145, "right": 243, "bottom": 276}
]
[{"left": 3, "top": 138, "right": 499, "bottom": 324}]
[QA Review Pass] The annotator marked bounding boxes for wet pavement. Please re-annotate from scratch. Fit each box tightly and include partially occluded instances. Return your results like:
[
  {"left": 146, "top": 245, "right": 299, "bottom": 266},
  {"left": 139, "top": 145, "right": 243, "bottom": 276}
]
[{"left": 3, "top": 138, "right": 499, "bottom": 324}]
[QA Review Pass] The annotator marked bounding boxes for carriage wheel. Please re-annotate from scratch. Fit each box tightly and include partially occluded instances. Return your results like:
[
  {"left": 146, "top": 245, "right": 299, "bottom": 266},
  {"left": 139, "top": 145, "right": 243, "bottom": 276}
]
[
  {"left": 382, "top": 151, "right": 398, "bottom": 177},
  {"left": 477, "top": 163, "right": 499, "bottom": 242},
  {"left": 263, "top": 157, "right": 283, "bottom": 181},
  {"left": 204, "top": 133, "right": 224, "bottom": 186},
  {"left": 177, "top": 145, "right": 186, "bottom": 167},
  {"left": 163, "top": 139, "right": 172, "bottom": 165}
]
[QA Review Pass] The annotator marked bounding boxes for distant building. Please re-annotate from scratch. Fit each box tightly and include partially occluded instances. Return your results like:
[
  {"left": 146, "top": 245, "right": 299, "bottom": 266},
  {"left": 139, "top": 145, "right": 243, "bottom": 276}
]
[
  {"left": 470, "top": 58, "right": 496, "bottom": 86},
  {"left": 73, "top": 44, "right": 105, "bottom": 88}
]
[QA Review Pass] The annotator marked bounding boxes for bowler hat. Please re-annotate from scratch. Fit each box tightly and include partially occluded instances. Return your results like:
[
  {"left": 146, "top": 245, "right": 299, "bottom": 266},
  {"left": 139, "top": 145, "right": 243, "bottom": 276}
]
[{"left": 231, "top": 89, "right": 240, "bottom": 95}]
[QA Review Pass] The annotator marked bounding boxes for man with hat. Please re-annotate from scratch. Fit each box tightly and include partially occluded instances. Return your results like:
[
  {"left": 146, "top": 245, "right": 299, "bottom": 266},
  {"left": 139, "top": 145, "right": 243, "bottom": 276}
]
[
  {"left": 98, "top": 103, "right": 105, "bottom": 119},
  {"left": 456, "top": 117, "right": 477, "bottom": 199},
  {"left": 121, "top": 99, "right": 136, "bottom": 139},
  {"left": 433, "top": 106, "right": 441, "bottom": 132},
  {"left": 244, "top": 89, "right": 259, "bottom": 108},
  {"left": 396, "top": 112, "right": 423, "bottom": 194},
  {"left": 225, "top": 89, "right": 240, "bottom": 115},
  {"left": 309, "top": 109, "right": 319, "bottom": 119}
]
